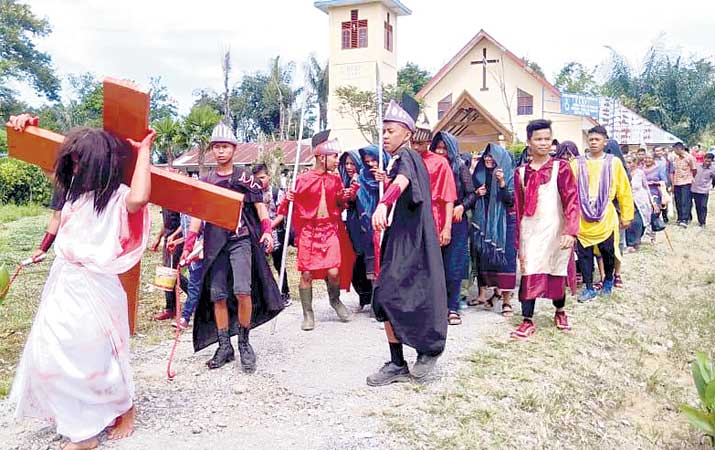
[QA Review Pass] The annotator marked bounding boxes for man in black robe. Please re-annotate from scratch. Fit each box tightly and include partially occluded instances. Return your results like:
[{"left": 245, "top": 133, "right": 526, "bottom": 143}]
[
  {"left": 368, "top": 95, "right": 448, "bottom": 386},
  {"left": 181, "top": 123, "right": 284, "bottom": 373}
]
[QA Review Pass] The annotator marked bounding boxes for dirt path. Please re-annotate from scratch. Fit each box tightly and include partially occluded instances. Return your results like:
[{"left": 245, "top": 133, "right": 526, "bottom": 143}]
[{"left": 0, "top": 290, "right": 510, "bottom": 450}]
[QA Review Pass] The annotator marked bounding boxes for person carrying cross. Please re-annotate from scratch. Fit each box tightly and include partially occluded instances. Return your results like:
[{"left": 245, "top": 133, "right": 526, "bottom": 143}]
[
  {"left": 7, "top": 114, "right": 155, "bottom": 450},
  {"left": 181, "top": 123, "right": 283, "bottom": 372}
]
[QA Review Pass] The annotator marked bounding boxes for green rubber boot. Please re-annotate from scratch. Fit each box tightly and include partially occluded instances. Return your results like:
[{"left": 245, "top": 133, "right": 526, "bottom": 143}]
[
  {"left": 299, "top": 288, "right": 315, "bottom": 331},
  {"left": 327, "top": 281, "right": 350, "bottom": 322}
]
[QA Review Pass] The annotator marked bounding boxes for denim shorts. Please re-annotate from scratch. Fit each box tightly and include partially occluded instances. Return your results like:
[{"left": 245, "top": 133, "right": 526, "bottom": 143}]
[{"left": 208, "top": 236, "right": 252, "bottom": 301}]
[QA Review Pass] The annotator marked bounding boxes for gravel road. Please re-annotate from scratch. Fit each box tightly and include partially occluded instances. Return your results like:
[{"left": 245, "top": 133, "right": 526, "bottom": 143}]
[{"left": 0, "top": 289, "right": 507, "bottom": 450}]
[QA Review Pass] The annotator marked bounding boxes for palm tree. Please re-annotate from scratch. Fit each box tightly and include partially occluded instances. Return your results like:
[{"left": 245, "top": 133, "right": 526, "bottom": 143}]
[
  {"left": 266, "top": 56, "right": 297, "bottom": 141},
  {"left": 153, "top": 116, "right": 180, "bottom": 167},
  {"left": 307, "top": 54, "right": 329, "bottom": 131},
  {"left": 180, "top": 105, "right": 221, "bottom": 176}
]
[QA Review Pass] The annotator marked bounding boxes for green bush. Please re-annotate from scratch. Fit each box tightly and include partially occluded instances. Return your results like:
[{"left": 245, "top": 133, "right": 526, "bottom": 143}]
[
  {"left": 0, "top": 128, "right": 7, "bottom": 156},
  {"left": 0, "top": 158, "right": 52, "bottom": 205}
]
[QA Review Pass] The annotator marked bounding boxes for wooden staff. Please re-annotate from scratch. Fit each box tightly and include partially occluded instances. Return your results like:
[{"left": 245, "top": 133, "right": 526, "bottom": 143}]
[
  {"left": 373, "top": 64, "right": 384, "bottom": 277},
  {"left": 271, "top": 96, "right": 307, "bottom": 333}
]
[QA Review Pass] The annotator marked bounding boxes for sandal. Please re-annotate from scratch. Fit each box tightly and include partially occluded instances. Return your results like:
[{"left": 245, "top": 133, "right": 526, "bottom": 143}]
[
  {"left": 467, "top": 297, "right": 485, "bottom": 307},
  {"left": 485, "top": 292, "right": 501, "bottom": 310},
  {"left": 448, "top": 311, "right": 462, "bottom": 325},
  {"left": 501, "top": 303, "right": 514, "bottom": 317},
  {"left": 614, "top": 274, "right": 624, "bottom": 288},
  {"left": 593, "top": 281, "right": 603, "bottom": 290}
]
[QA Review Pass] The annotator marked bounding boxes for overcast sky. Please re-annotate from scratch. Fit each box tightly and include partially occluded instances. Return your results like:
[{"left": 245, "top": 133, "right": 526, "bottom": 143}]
[{"left": 15, "top": 0, "right": 715, "bottom": 114}]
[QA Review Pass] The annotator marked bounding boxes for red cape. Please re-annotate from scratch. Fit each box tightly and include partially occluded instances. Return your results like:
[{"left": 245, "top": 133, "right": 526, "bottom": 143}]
[
  {"left": 422, "top": 151, "right": 457, "bottom": 234},
  {"left": 279, "top": 170, "right": 355, "bottom": 291}
]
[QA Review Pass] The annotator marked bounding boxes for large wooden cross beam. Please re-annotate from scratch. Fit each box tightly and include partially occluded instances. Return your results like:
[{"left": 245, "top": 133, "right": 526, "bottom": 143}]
[{"left": 6, "top": 78, "right": 244, "bottom": 335}]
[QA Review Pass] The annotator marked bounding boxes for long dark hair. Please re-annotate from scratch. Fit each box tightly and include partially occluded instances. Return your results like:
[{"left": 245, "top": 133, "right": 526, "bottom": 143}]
[{"left": 53, "top": 127, "right": 129, "bottom": 214}]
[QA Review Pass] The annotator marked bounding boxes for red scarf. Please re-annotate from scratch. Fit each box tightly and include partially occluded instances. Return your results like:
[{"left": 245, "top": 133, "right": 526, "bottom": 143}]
[{"left": 523, "top": 158, "right": 555, "bottom": 217}]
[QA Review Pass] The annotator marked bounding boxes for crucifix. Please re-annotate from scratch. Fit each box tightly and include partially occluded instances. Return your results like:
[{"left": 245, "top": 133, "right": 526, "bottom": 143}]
[
  {"left": 6, "top": 78, "right": 245, "bottom": 335},
  {"left": 471, "top": 48, "right": 500, "bottom": 91}
]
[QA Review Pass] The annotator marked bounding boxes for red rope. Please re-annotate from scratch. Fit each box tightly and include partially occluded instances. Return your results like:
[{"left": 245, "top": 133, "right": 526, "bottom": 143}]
[{"left": 0, "top": 264, "right": 24, "bottom": 300}]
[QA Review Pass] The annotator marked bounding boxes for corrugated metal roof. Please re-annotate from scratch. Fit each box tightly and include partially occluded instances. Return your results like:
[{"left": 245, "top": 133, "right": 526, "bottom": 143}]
[{"left": 173, "top": 140, "right": 314, "bottom": 167}]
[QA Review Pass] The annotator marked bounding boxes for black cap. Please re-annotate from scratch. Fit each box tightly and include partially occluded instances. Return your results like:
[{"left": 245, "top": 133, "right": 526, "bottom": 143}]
[
  {"left": 400, "top": 93, "right": 420, "bottom": 122},
  {"left": 312, "top": 129, "right": 331, "bottom": 148}
]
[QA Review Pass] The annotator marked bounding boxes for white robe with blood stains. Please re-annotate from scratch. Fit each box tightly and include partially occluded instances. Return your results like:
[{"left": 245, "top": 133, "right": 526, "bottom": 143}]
[{"left": 10, "top": 184, "right": 150, "bottom": 442}]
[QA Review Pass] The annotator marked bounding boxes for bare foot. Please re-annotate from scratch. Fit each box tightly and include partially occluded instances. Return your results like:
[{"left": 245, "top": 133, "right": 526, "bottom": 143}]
[
  {"left": 107, "top": 406, "right": 135, "bottom": 440},
  {"left": 61, "top": 437, "right": 99, "bottom": 450}
]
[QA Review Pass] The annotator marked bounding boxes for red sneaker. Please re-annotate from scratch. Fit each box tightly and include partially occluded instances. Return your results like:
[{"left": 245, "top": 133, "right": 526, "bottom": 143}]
[
  {"left": 153, "top": 309, "right": 174, "bottom": 321},
  {"left": 510, "top": 320, "right": 536, "bottom": 340},
  {"left": 554, "top": 311, "right": 572, "bottom": 331}
]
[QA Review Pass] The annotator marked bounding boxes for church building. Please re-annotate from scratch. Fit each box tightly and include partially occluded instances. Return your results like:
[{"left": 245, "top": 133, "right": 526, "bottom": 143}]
[
  {"left": 417, "top": 29, "right": 596, "bottom": 152},
  {"left": 315, "top": 1, "right": 602, "bottom": 153}
]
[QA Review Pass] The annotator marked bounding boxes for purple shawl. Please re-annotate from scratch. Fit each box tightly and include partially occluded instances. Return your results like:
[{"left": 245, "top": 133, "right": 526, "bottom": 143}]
[{"left": 577, "top": 154, "right": 613, "bottom": 222}]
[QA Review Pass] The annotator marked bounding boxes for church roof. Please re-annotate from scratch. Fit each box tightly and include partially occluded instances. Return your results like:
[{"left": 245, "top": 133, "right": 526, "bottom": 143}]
[
  {"left": 417, "top": 29, "right": 560, "bottom": 100},
  {"left": 433, "top": 90, "right": 514, "bottom": 144},
  {"left": 314, "top": 0, "right": 411, "bottom": 16}
]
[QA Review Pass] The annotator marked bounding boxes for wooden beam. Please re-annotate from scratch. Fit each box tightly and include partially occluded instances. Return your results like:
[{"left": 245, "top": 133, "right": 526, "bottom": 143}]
[
  {"left": 148, "top": 167, "right": 244, "bottom": 231},
  {"left": 6, "top": 126, "right": 64, "bottom": 173}
]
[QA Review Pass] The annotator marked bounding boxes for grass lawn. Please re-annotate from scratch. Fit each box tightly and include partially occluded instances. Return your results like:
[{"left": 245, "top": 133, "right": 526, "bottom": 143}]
[
  {"left": 382, "top": 224, "right": 715, "bottom": 449},
  {"left": 0, "top": 203, "right": 302, "bottom": 396}
]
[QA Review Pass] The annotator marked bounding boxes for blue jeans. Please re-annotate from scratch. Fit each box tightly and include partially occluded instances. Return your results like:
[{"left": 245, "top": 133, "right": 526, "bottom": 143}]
[
  {"left": 181, "top": 260, "right": 204, "bottom": 323},
  {"left": 446, "top": 279, "right": 462, "bottom": 313}
]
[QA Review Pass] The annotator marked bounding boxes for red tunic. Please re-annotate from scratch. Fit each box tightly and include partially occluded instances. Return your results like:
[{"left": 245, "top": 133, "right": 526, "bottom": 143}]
[
  {"left": 279, "top": 170, "right": 355, "bottom": 290},
  {"left": 421, "top": 151, "right": 457, "bottom": 234},
  {"left": 514, "top": 158, "right": 580, "bottom": 300}
]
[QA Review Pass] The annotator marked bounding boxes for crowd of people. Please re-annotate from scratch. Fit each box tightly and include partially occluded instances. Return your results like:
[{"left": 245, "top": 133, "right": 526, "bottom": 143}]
[{"left": 5, "top": 97, "right": 713, "bottom": 448}]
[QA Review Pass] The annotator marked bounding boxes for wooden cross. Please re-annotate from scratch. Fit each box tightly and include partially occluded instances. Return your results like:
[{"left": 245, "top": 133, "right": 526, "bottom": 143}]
[
  {"left": 6, "top": 78, "right": 245, "bottom": 335},
  {"left": 471, "top": 48, "right": 500, "bottom": 91}
]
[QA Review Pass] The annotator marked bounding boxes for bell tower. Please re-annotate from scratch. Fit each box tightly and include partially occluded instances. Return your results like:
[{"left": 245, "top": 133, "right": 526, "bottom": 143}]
[{"left": 314, "top": 0, "right": 411, "bottom": 150}]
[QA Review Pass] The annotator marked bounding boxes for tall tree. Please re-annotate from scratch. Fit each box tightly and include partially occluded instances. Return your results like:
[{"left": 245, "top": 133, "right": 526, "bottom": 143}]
[
  {"left": 335, "top": 84, "right": 405, "bottom": 145},
  {"left": 306, "top": 54, "right": 328, "bottom": 131},
  {"left": 397, "top": 62, "right": 431, "bottom": 96},
  {"left": 180, "top": 105, "right": 221, "bottom": 175},
  {"left": 149, "top": 76, "right": 178, "bottom": 122},
  {"left": 153, "top": 116, "right": 181, "bottom": 166},
  {"left": 0, "top": 0, "right": 61, "bottom": 117},
  {"left": 221, "top": 48, "right": 232, "bottom": 121},
  {"left": 600, "top": 45, "right": 715, "bottom": 142},
  {"left": 554, "top": 62, "right": 598, "bottom": 94},
  {"left": 35, "top": 72, "right": 102, "bottom": 132}
]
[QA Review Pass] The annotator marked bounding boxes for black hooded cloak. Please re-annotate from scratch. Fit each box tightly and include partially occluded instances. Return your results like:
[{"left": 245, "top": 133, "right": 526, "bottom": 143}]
[
  {"left": 193, "top": 167, "right": 284, "bottom": 352},
  {"left": 372, "top": 147, "right": 448, "bottom": 356}
]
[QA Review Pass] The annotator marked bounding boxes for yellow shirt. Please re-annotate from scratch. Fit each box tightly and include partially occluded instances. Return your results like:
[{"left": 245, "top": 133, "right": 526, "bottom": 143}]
[{"left": 570, "top": 155, "right": 634, "bottom": 256}]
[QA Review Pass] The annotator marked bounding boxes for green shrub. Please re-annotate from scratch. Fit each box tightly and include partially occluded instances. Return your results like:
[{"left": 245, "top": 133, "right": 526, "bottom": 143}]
[
  {"left": 680, "top": 351, "right": 715, "bottom": 446},
  {"left": 0, "top": 128, "right": 7, "bottom": 156},
  {"left": 0, "top": 158, "right": 52, "bottom": 205}
]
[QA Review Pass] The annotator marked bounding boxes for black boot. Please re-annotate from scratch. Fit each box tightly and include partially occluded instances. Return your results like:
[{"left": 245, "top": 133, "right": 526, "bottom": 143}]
[
  {"left": 237, "top": 326, "right": 256, "bottom": 373},
  {"left": 207, "top": 329, "right": 234, "bottom": 369}
]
